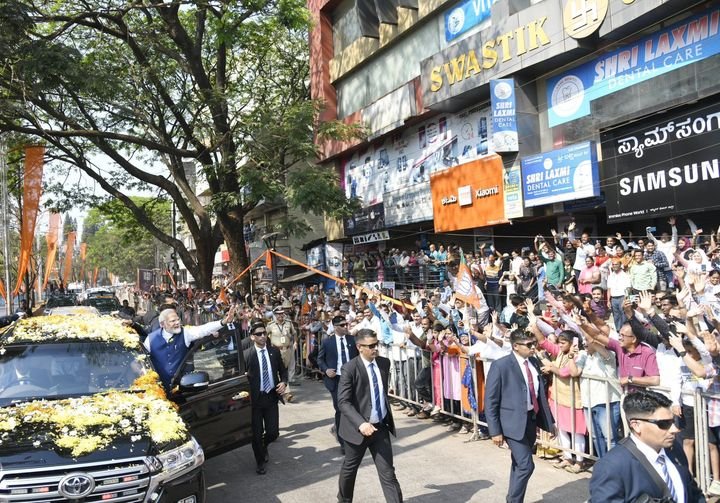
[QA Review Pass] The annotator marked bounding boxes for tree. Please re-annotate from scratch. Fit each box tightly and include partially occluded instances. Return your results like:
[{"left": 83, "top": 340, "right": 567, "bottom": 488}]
[
  {"left": 82, "top": 197, "right": 171, "bottom": 283},
  {"left": 0, "top": 0, "right": 360, "bottom": 289}
]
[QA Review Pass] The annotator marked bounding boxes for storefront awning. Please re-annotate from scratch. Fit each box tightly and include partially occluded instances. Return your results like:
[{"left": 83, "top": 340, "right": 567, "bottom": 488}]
[{"left": 278, "top": 270, "right": 321, "bottom": 284}]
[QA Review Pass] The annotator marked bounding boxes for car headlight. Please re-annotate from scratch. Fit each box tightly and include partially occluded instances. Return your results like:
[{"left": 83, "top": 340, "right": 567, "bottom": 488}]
[{"left": 149, "top": 437, "right": 204, "bottom": 483}]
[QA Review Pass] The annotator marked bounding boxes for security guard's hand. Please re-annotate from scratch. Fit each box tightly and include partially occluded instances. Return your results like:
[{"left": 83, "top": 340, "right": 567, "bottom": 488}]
[{"left": 359, "top": 422, "right": 377, "bottom": 437}]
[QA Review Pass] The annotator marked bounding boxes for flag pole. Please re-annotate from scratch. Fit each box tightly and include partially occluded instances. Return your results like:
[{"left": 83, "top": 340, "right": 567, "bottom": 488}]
[{"left": 0, "top": 138, "right": 12, "bottom": 315}]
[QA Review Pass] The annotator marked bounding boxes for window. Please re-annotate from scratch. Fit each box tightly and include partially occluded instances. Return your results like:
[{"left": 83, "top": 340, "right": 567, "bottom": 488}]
[{"left": 183, "top": 334, "right": 241, "bottom": 384}]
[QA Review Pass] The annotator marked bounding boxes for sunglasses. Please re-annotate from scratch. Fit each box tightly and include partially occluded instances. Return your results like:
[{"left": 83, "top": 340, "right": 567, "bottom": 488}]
[
  {"left": 515, "top": 341, "right": 537, "bottom": 348},
  {"left": 358, "top": 343, "right": 379, "bottom": 349},
  {"left": 630, "top": 417, "right": 675, "bottom": 430}
]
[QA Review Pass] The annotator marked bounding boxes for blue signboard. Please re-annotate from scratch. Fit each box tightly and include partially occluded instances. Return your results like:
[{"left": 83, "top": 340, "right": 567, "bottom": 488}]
[
  {"left": 547, "top": 6, "right": 720, "bottom": 127},
  {"left": 521, "top": 142, "right": 599, "bottom": 208},
  {"left": 444, "top": 0, "right": 498, "bottom": 42},
  {"left": 490, "top": 79, "right": 518, "bottom": 152}
]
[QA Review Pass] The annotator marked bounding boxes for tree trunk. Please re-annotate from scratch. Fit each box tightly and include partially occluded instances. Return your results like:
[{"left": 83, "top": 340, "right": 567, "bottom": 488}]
[{"left": 217, "top": 208, "right": 250, "bottom": 291}]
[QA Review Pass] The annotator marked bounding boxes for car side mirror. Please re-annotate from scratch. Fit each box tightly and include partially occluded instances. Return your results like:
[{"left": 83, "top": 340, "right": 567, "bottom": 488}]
[{"left": 179, "top": 371, "right": 210, "bottom": 393}]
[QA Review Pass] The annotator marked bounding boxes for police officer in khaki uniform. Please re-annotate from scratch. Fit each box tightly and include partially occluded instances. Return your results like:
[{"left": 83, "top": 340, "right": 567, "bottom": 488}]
[{"left": 267, "top": 305, "right": 297, "bottom": 402}]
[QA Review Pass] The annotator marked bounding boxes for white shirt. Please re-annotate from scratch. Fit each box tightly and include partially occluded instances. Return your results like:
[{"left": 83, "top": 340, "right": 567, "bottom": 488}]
[
  {"left": 467, "top": 339, "right": 511, "bottom": 361},
  {"left": 255, "top": 345, "right": 275, "bottom": 391},
  {"left": 143, "top": 320, "right": 223, "bottom": 351},
  {"left": 630, "top": 435, "right": 685, "bottom": 503},
  {"left": 607, "top": 270, "right": 632, "bottom": 297},
  {"left": 361, "top": 356, "right": 387, "bottom": 423},
  {"left": 335, "top": 335, "right": 351, "bottom": 375},
  {"left": 513, "top": 351, "right": 539, "bottom": 412}
]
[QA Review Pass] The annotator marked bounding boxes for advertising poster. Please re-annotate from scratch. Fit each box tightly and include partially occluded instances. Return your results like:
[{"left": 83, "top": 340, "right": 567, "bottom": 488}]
[
  {"left": 521, "top": 141, "right": 600, "bottom": 207},
  {"left": 430, "top": 155, "right": 506, "bottom": 232},
  {"left": 383, "top": 182, "right": 434, "bottom": 227},
  {"left": 444, "top": 0, "right": 498, "bottom": 42},
  {"left": 601, "top": 99, "right": 720, "bottom": 222},
  {"left": 503, "top": 164, "right": 524, "bottom": 219},
  {"left": 343, "top": 104, "right": 493, "bottom": 207},
  {"left": 306, "top": 245, "right": 326, "bottom": 270},
  {"left": 490, "top": 79, "right": 519, "bottom": 152},
  {"left": 546, "top": 5, "right": 720, "bottom": 127},
  {"left": 325, "top": 243, "right": 343, "bottom": 279},
  {"left": 344, "top": 203, "right": 385, "bottom": 236}
]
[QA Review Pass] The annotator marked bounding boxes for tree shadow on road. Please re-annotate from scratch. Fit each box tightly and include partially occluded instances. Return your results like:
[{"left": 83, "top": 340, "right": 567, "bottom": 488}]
[
  {"left": 405, "top": 480, "right": 493, "bottom": 502},
  {"left": 536, "top": 478, "right": 589, "bottom": 502}
]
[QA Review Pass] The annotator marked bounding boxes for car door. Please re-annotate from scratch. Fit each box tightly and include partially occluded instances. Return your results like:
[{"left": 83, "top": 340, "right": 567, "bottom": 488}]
[{"left": 172, "top": 330, "right": 253, "bottom": 458}]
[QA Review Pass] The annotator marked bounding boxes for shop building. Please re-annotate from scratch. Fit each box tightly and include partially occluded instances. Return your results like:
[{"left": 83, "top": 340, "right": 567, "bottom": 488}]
[{"left": 309, "top": 0, "right": 720, "bottom": 258}]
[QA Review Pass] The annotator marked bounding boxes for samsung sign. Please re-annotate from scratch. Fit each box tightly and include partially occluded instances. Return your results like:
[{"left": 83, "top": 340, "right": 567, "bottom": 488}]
[
  {"left": 445, "top": 0, "right": 498, "bottom": 42},
  {"left": 521, "top": 142, "right": 600, "bottom": 208},
  {"left": 602, "top": 99, "right": 720, "bottom": 222}
]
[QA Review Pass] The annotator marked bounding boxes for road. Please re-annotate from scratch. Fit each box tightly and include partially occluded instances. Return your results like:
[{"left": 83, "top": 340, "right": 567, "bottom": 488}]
[{"left": 204, "top": 379, "right": 591, "bottom": 503}]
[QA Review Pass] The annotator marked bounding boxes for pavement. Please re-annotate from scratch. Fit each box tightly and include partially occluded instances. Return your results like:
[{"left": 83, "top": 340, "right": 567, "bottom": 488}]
[{"left": 204, "top": 378, "right": 591, "bottom": 502}]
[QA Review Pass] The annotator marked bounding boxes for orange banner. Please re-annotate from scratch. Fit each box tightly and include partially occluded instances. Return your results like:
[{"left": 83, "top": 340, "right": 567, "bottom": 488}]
[
  {"left": 0, "top": 278, "right": 6, "bottom": 301},
  {"left": 13, "top": 146, "right": 45, "bottom": 295},
  {"left": 429, "top": 155, "right": 507, "bottom": 232},
  {"left": 79, "top": 243, "right": 87, "bottom": 284},
  {"left": 92, "top": 266, "right": 99, "bottom": 286},
  {"left": 63, "top": 231, "right": 76, "bottom": 284},
  {"left": 43, "top": 213, "right": 61, "bottom": 289}
]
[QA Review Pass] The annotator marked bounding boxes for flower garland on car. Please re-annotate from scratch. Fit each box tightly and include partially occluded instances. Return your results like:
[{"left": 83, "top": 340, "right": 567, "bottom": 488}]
[
  {"left": 4, "top": 314, "right": 140, "bottom": 348},
  {"left": 0, "top": 371, "right": 188, "bottom": 457}
]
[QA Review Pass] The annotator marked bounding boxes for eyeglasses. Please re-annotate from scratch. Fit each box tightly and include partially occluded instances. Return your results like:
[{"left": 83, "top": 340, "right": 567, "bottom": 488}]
[
  {"left": 253, "top": 331, "right": 267, "bottom": 336},
  {"left": 515, "top": 341, "right": 537, "bottom": 348},
  {"left": 630, "top": 417, "right": 675, "bottom": 430},
  {"left": 358, "top": 343, "right": 379, "bottom": 349}
]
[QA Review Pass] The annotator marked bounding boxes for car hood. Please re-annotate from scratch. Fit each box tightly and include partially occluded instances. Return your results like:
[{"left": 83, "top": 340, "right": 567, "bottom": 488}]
[{"left": 0, "top": 434, "right": 154, "bottom": 470}]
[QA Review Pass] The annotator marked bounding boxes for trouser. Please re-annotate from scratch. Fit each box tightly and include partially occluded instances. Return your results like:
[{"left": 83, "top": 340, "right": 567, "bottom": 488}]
[
  {"left": 251, "top": 393, "right": 280, "bottom": 466},
  {"left": 585, "top": 401, "right": 621, "bottom": 458},
  {"left": 329, "top": 384, "right": 343, "bottom": 446},
  {"left": 406, "top": 357, "right": 420, "bottom": 410},
  {"left": 415, "top": 366, "right": 432, "bottom": 404},
  {"left": 557, "top": 429, "right": 586, "bottom": 462},
  {"left": 337, "top": 424, "right": 403, "bottom": 503},
  {"left": 610, "top": 296, "right": 626, "bottom": 332},
  {"left": 505, "top": 412, "right": 537, "bottom": 503}
]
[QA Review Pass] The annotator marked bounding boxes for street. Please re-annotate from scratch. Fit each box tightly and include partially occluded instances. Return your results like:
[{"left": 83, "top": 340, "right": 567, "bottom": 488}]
[{"left": 204, "top": 380, "right": 591, "bottom": 503}]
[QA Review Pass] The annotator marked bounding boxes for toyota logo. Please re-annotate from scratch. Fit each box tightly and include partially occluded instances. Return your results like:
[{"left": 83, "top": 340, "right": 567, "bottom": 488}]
[{"left": 58, "top": 473, "right": 95, "bottom": 499}]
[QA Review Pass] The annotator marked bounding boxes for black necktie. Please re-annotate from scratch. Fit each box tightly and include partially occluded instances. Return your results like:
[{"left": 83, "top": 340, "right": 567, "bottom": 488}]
[{"left": 340, "top": 337, "right": 348, "bottom": 365}]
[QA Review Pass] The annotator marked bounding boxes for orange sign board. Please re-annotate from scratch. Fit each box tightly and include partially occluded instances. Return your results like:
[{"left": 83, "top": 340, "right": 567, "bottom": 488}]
[{"left": 430, "top": 155, "right": 507, "bottom": 232}]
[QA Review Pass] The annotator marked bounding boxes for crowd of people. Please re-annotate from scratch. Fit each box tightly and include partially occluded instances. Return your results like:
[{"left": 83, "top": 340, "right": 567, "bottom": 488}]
[{"left": 124, "top": 215, "right": 720, "bottom": 499}]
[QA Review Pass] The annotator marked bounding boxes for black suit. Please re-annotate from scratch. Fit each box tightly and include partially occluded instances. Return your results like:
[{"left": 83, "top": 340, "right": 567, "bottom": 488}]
[
  {"left": 243, "top": 344, "right": 288, "bottom": 467},
  {"left": 337, "top": 355, "right": 402, "bottom": 503},
  {"left": 484, "top": 352, "right": 554, "bottom": 503},
  {"left": 317, "top": 334, "right": 358, "bottom": 445},
  {"left": 590, "top": 436, "right": 705, "bottom": 502}
]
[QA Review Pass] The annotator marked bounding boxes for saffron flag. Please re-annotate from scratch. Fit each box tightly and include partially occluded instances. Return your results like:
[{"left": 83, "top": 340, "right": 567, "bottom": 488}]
[
  {"left": 454, "top": 252, "right": 481, "bottom": 309},
  {"left": 62, "top": 231, "right": 76, "bottom": 284},
  {"left": 79, "top": 243, "right": 87, "bottom": 285},
  {"left": 0, "top": 278, "right": 6, "bottom": 301},
  {"left": 218, "top": 287, "right": 228, "bottom": 304},
  {"left": 92, "top": 266, "right": 99, "bottom": 287},
  {"left": 43, "top": 213, "right": 61, "bottom": 290},
  {"left": 13, "top": 146, "right": 45, "bottom": 296},
  {"left": 265, "top": 250, "right": 273, "bottom": 270}
]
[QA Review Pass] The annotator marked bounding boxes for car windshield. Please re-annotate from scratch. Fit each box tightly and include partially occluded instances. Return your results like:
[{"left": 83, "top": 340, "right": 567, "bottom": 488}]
[
  {"left": 45, "top": 296, "right": 76, "bottom": 308},
  {"left": 0, "top": 342, "right": 151, "bottom": 406},
  {"left": 86, "top": 297, "right": 120, "bottom": 312}
]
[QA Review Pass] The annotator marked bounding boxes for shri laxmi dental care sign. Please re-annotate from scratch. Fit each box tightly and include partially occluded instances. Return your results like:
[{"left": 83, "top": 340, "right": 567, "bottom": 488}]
[{"left": 601, "top": 99, "right": 720, "bottom": 223}]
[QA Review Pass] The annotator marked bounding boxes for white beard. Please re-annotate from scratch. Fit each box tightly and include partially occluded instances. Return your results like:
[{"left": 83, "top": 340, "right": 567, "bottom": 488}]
[{"left": 167, "top": 326, "right": 182, "bottom": 335}]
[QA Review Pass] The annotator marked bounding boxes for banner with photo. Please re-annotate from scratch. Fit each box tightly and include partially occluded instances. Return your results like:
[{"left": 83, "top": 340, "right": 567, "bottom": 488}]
[
  {"left": 546, "top": 5, "right": 720, "bottom": 127},
  {"left": 444, "top": 0, "right": 498, "bottom": 42},
  {"left": 325, "top": 244, "right": 344, "bottom": 278},
  {"left": 490, "top": 79, "right": 518, "bottom": 152},
  {"left": 343, "top": 104, "right": 493, "bottom": 207},
  {"left": 344, "top": 203, "right": 385, "bottom": 236},
  {"left": 601, "top": 99, "right": 720, "bottom": 222}
]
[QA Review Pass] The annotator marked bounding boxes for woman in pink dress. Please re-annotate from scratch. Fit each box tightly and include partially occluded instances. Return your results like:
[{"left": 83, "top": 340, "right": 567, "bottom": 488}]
[
  {"left": 576, "top": 256, "right": 600, "bottom": 295},
  {"left": 538, "top": 330, "right": 587, "bottom": 473}
]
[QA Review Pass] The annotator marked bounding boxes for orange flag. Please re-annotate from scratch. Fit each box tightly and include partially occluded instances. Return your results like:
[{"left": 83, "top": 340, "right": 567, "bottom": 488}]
[
  {"left": 92, "top": 266, "right": 99, "bottom": 286},
  {"left": 454, "top": 255, "right": 482, "bottom": 309},
  {"left": 79, "top": 243, "right": 87, "bottom": 285},
  {"left": 265, "top": 250, "right": 273, "bottom": 270},
  {"left": 43, "top": 213, "right": 61, "bottom": 290},
  {"left": 218, "top": 287, "right": 228, "bottom": 304},
  {"left": 62, "top": 231, "right": 76, "bottom": 284},
  {"left": 13, "top": 146, "right": 45, "bottom": 296},
  {"left": 0, "top": 279, "right": 6, "bottom": 301}
]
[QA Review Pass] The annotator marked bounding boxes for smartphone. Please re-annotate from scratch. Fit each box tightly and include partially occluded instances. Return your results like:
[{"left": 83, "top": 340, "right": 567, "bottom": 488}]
[
  {"left": 572, "top": 336, "right": 579, "bottom": 348},
  {"left": 702, "top": 264, "right": 708, "bottom": 272},
  {"left": 647, "top": 226, "right": 657, "bottom": 233}
]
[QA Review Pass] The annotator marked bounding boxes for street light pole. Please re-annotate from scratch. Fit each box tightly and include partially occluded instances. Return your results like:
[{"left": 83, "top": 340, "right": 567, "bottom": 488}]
[
  {"left": 0, "top": 138, "right": 12, "bottom": 315},
  {"left": 262, "top": 231, "right": 279, "bottom": 287}
]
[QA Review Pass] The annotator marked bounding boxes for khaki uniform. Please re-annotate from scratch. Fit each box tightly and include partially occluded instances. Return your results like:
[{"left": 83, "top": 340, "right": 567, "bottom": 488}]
[{"left": 267, "top": 320, "right": 297, "bottom": 370}]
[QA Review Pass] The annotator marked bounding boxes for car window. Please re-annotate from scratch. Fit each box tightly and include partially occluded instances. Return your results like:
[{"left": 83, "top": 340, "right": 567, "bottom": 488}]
[{"left": 181, "top": 333, "right": 240, "bottom": 384}]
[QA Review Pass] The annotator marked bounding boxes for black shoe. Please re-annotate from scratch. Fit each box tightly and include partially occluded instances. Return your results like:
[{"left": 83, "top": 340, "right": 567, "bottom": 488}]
[{"left": 256, "top": 464, "right": 266, "bottom": 475}]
